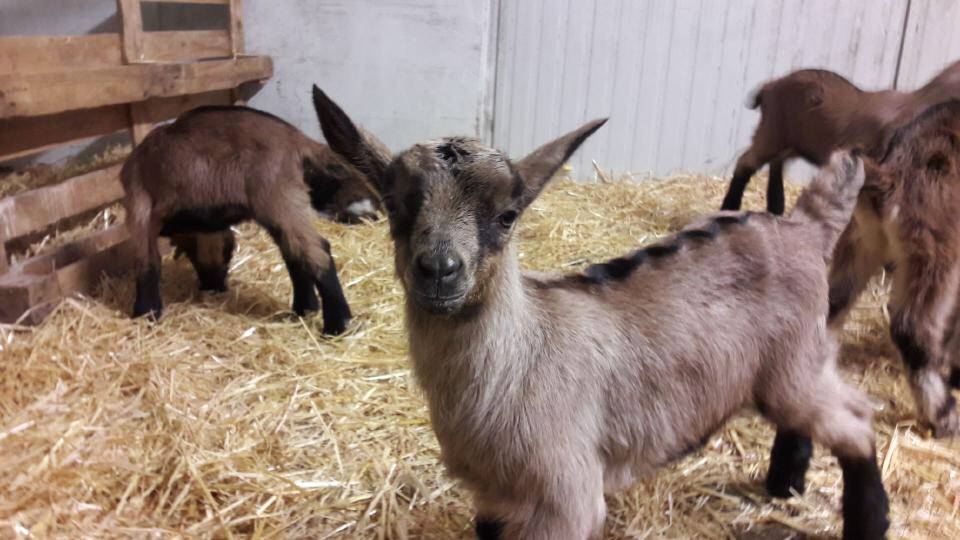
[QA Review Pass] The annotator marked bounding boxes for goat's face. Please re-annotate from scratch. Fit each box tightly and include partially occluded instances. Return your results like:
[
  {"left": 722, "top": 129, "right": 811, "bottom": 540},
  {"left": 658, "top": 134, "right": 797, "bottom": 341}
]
[
  {"left": 312, "top": 84, "right": 606, "bottom": 314},
  {"left": 382, "top": 138, "right": 522, "bottom": 313}
]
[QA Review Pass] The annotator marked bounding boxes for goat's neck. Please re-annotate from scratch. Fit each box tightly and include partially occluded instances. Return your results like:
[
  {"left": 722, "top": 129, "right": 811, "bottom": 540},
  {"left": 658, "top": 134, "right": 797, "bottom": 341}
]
[{"left": 406, "top": 248, "right": 539, "bottom": 399}]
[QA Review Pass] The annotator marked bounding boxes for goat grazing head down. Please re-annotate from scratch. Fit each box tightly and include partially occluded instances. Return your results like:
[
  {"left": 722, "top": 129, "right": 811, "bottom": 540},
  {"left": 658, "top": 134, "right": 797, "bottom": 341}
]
[{"left": 314, "top": 85, "right": 889, "bottom": 539}]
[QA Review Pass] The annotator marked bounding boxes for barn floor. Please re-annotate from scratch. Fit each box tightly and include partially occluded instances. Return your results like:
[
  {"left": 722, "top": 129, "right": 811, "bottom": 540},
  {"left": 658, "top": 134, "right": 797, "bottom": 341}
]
[{"left": 1, "top": 174, "right": 958, "bottom": 539}]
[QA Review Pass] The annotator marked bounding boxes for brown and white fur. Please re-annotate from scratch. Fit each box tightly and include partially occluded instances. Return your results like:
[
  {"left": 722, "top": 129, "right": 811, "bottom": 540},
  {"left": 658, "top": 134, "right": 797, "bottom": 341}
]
[
  {"left": 830, "top": 100, "right": 960, "bottom": 437},
  {"left": 121, "top": 103, "right": 360, "bottom": 334},
  {"left": 721, "top": 60, "right": 960, "bottom": 215},
  {"left": 314, "top": 86, "right": 888, "bottom": 539}
]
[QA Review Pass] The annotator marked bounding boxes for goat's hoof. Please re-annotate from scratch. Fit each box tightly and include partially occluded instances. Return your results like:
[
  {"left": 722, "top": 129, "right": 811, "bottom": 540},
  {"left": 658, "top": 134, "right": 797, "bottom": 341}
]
[
  {"left": 132, "top": 303, "right": 163, "bottom": 321},
  {"left": 198, "top": 280, "right": 228, "bottom": 293},
  {"left": 322, "top": 314, "right": 351, "bottom": 336},
  {"left": 766, "top": 473, "right": 805, "bottom": 499}
]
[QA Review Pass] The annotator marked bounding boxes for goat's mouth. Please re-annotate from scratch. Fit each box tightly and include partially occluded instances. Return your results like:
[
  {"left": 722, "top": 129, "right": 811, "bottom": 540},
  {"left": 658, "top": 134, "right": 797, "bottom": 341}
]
[{"left": 410, "top": 290, "right": 468, "bottom": 315}]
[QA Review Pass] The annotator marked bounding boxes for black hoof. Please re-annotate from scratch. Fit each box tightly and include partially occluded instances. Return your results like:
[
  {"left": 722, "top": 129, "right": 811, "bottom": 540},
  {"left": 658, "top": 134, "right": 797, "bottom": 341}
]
[
  {"left": 132, "top": 301, "right": 163, "bottom": 321},
  {"left": 321, "top": 304, "right": 352, "bottom": 336}
]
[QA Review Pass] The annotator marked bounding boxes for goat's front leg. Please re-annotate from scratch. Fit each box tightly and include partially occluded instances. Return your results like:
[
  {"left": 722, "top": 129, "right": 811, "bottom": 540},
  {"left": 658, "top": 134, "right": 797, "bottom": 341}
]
[
  {"left": 889, "top": 258, "right": 960, "bottom": 437},
  {"left": 474, "top": 464, "right": 605, "bottom": 540},
  {"left": 827, "top": 208, "right": 886, "bottom": 328}
]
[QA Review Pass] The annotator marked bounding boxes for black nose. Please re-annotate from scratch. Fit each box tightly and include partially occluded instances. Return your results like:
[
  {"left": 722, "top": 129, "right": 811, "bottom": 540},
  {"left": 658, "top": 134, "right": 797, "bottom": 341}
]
[{"left": 416, "top": 252, "right": 463, "bottom": 280}]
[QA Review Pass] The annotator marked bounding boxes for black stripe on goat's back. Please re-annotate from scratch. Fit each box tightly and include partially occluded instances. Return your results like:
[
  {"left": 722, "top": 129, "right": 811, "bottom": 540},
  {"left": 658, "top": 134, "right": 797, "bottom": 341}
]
[
  {"left": 576, "top": 212, "right": 753, "bottom": 285},
  {"left": 181, "top": 105, "right": 298, "bottom": 129}
]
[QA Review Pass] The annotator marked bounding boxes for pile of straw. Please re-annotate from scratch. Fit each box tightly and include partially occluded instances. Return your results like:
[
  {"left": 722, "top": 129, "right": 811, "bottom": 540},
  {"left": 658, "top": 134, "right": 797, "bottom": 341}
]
[{"left": 1, "top": 171, "right": 958, "bottom": 538}]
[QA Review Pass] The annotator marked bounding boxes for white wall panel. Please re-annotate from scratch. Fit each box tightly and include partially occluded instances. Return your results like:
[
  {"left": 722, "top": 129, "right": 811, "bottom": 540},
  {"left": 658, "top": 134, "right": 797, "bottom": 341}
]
[{"left": 492, "top": 0, "right": 912, "bottom": 178}]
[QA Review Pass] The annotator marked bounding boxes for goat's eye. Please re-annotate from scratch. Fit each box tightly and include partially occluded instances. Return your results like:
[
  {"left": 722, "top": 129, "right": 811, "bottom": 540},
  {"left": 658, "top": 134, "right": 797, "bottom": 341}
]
[{"left": 497, "top": 210, "right": 518, "bottom": 228}]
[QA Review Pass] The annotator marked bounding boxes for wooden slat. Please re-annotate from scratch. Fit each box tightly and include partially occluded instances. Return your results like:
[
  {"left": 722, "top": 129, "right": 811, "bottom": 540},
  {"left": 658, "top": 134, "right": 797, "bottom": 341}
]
[
  {"left": 229, "top": 0, "right": 245, "bottom": 56},
  {"left": 153, "top": 0, "right": 230, "bottom": 4},
  {"left": 0, "top": 271, "right": 59, "bottom": 324},
  {"left": 0, "top": 90, "right": 233, "bottom": 161},
  {"left": 0, "top": 56, "right": 271, "bottom": 118},
  {"left": 0, "top": 165, "right": 124, "bottom": 242},
  {"left": 141, "top": 30, "right": 232, "bottom": 62},
  {"left": 0, "top": 106, "right": 129, "bottom": 162},
  {"left": 0, "top": 35, "right": 123, "bottom": 75},
  {"left": 0, "top": 55, "right": 272, "bottom": 118},
  {"left": 17, "top": 224, "right": 128, "bottom": 277},
  {"left": 117, "top": 0, "right": 146, "bottom": 63}
]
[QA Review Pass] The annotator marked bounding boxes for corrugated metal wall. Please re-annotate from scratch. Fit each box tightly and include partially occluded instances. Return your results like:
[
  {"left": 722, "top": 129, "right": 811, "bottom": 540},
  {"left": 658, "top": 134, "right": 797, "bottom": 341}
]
[{"left": 490, "top": 0, "right": 960, "bottom": 178}]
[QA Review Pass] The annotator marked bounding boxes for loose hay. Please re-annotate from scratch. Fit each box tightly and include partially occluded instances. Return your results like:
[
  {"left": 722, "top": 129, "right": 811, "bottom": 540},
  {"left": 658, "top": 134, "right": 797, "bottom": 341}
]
[{"left": 1, "top": 173, "right": 959, "bottom": 539}]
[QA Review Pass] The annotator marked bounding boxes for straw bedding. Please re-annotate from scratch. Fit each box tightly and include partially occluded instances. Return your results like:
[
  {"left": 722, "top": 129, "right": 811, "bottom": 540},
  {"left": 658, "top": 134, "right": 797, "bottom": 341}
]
[{"left": 1, "top": 169, "right": 958, "bottom": 539}]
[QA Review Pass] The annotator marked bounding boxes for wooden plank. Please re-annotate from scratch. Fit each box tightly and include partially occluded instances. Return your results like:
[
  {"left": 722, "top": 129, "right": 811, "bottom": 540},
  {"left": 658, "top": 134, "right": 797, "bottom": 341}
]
[
  {"left": 128, "top": 102, "right": 152, "bottom": 144},
  {"left": 0, "top": 35, "right": 123, "bottom": 75},
  {"left": 0, "top": 165, "right": 124, "bottom": 242},
  {"left": 0, "top": 105, "right": 129, "bottom": 162},
  {"left": 0, "top": 238, "right": 7, "bottom": 274},
  {"left": 229, "top": 0, "right": 245, "bottom": 56},
  {"left": 17, "top": 224, "right": 128, "bottom": 277},
  {"left": 141, "top": 30, "right": 232, "bottom": 62},
  {"left": 0, "top": 90, "right": 233, "bottom": 161},
  {"left": 117, "top": 0, "right": 146, "bottom": 63},
  {"left": 0, "top": 55, "right": 272, "bottom": 118},
  {"left": 153, "top": 0, "right": 229, "bottom": 4},
  {"left": 0, "top": 271, "right": 59, "bottom": 324}
]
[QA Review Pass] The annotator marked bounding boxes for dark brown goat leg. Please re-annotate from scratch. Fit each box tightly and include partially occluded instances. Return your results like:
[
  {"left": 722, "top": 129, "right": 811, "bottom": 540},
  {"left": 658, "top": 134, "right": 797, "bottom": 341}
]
[{"left": 766, "top": 158, "right": 786, "bottom": 215}]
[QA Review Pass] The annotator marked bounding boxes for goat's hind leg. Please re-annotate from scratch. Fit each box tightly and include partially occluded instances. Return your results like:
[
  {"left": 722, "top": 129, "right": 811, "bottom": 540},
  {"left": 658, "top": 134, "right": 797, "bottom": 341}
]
[
  {"left": 261, "top": 211, "right": 351, "bottom": 335},
  {"left": 127, "top": 199, "right": 164, "bottom": 319},
  {"left": 889, "top": 259, "right": 960, "bottom": 437},
  {"left": 765, "top": 428, "right": 813, "bottom": 498},
  {"left": 760, "top": 340, "right": 888, "bottom": 539}
]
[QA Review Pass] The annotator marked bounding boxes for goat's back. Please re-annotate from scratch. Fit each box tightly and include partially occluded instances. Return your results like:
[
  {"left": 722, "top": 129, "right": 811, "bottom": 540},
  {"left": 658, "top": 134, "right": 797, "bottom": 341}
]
[{"left": 122, "top": 107, "right": 317, "bottom": 210}]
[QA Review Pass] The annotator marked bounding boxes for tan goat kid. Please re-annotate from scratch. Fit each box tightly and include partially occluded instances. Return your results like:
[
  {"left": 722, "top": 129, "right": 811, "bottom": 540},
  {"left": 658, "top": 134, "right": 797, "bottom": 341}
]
[
  {"left": 314, "top": 87, "right": 889, "bottom": 539},
  {"left": 830, "top": 100, "right": 960, "bottom": 437}
]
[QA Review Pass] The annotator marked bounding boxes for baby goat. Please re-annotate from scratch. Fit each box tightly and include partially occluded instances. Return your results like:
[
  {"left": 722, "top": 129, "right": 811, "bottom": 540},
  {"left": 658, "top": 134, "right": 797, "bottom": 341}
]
[
  {"left": 314, "top": 86, "right": 888, "bottom": 539},
  {"left": 830, "top": 100, "right": 960, "bottom": 437},
  {"left": 721, "top": 60, "right": 960, "bottom": 215},
  {"left": 122, "top": 103, "right": 361, "bottom": 334}
]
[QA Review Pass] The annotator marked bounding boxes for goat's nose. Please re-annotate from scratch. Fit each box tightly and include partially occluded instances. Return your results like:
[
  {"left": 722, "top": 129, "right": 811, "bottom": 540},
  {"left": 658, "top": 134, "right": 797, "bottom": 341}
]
[{"left": 416, "top": 252, "right": 463, "bottom": 280}]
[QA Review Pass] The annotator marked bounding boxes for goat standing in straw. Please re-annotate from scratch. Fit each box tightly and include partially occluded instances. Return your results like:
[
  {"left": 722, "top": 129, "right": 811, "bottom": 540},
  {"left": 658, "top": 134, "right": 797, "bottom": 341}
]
[
  {"left": 122, "top": 104, "right": 360, "bottom": 334},
  {"left": 314, "top": 86, "right": 888, "bottom": 539},
  {"left": 830, "top": 100, "right": 960, "bottom": 437},
  {"left": 721, "top": 60, "right": 960, "bottom": 215}
]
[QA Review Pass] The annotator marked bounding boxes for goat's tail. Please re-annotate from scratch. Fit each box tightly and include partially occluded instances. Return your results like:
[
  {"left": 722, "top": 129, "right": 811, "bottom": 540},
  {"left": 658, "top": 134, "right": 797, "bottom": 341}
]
[
  {"left": 745, "top": 83, "right": 765, "bottom": 109},
  {"left": 790, "top": 150, "right": 865, "bottom": 258}
]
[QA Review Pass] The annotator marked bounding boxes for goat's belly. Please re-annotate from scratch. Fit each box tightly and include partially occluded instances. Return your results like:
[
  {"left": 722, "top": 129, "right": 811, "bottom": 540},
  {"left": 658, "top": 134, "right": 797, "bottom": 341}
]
[{"left": 160, "top": 204, "right": 251, "bottom": 235}]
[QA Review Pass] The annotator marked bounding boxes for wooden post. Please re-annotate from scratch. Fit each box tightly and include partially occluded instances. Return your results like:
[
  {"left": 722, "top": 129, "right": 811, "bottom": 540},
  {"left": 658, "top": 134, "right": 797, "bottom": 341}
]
[
  {"left": 116, "top": 0, "right": 145, "bottom": 63},
  {"left": 229, "top": 0, "right": 245, "bottom": 104}
]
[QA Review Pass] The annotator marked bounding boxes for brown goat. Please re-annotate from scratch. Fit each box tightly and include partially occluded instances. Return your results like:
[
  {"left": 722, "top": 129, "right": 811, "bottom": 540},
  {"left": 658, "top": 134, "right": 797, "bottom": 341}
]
[
  {"left": 721, "top": 60, "right": 960, "bottom": 215},
  {"left": 314, "top": 86, "right": 888, "bottom": 539},
  {"left": 121, "top": 103, "right": 361, "bottom": 334},
  {"left": 829, "top": 100, "right": 960, "bottom": 437}
]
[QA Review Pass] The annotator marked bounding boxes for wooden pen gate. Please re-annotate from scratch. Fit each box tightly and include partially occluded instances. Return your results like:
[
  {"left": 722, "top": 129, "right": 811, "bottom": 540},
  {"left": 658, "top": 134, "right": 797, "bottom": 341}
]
[{"left": 0, "top": 0, "right": 272, "bottom": 323}]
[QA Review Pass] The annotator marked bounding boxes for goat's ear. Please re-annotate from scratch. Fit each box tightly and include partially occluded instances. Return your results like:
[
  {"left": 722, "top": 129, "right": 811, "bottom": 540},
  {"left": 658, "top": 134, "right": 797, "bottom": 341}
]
[
  {"left": 312, "top": 85, "right": 392, "bottom": 194},
  {"left": 515, "top": 118, "right": 607, "bottom": 206}
]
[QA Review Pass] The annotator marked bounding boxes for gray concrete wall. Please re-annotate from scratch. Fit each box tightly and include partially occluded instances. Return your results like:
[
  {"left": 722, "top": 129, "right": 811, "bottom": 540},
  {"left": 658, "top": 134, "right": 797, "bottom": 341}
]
[{"left": 244, "top": 0, "right": 495, "bottom": 152}]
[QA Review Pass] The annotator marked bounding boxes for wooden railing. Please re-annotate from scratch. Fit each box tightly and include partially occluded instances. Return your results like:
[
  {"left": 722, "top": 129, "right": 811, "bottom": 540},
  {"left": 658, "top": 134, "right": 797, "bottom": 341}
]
[{"left": 0, "top": 0, "right": 272, "bottom": 323}]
